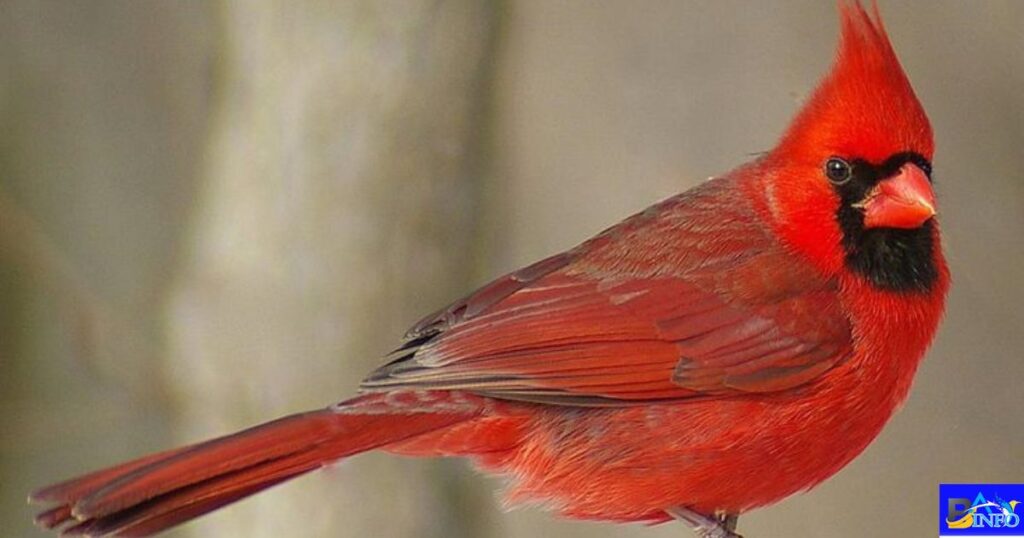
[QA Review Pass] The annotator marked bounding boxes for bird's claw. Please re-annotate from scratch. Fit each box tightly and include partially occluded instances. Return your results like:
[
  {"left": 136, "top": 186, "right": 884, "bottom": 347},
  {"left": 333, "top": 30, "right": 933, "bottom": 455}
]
[
  {"left": 695, "top": 527, "right": 742, "bottom": 538},
  {"left": 667, "top": 507, "right": 742, "bottom": 538}
]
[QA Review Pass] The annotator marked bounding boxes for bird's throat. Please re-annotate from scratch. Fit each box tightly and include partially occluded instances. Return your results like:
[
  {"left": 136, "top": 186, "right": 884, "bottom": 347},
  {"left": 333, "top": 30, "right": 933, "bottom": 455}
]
[{"left": 838, "top": 217, "right": 938, "bottom": 293}]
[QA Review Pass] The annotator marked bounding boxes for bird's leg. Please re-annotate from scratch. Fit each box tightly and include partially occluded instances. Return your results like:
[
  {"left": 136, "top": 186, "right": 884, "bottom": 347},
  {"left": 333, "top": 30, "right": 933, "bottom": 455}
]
[
  {"left": 666, "top": 507, "right": 742, "bottom": 538},
  {"left": 719, "top": 512, "right": 739, "bottom": 534}
]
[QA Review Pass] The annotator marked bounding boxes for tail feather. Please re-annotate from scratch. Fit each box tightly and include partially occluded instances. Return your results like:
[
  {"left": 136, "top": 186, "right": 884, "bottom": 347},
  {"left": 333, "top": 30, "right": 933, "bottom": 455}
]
[
  {"left": 34, "top": 504, "right": 73, "bottom": 530},
  {"left": 30, "top": 394, "right": 478, "bottom": 536},
  {"left": 62, "top": 452, "right": 320, "bottom": 536},
  {"left": 74, "top": 411, "right": 343, "bottom": 518},
  {"left": 113, "top": 476, "right": 294, "bottom": 538},
  {"left": 63, "top": 473, "right": 300, "bottom": 537},
  {"left": 31, "top": 447, "right": 192, "bottom": 505},
  {"left": 108, "top": 475, "right": 296, "bottom": 532}
]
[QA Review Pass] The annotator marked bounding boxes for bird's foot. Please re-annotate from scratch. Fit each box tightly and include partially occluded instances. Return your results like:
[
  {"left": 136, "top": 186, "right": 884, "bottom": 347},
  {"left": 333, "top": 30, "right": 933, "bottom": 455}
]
[{"left": 666, "top": 507, "right": 742, "bottom": 538}]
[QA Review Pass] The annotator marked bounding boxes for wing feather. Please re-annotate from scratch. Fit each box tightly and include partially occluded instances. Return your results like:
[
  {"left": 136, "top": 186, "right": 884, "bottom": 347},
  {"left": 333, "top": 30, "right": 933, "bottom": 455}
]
[{"left": 363, "top": 177, "right": 852, "bottom": 405}]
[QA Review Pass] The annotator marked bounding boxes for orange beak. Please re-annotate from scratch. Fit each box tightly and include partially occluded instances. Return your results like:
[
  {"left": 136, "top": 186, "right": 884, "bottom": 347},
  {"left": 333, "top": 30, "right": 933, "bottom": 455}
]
[{"left": 857, "top": 163, "right": 936, "bottom": 229}]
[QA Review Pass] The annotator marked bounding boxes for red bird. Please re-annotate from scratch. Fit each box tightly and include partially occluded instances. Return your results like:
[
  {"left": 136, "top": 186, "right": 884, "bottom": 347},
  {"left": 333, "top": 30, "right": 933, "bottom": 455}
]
[{"left": 30, "top": 3, "right": 947, "bottom": 537}]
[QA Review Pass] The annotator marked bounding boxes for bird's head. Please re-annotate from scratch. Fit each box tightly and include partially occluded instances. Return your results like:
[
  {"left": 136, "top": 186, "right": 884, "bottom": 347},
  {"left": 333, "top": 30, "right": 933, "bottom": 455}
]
[{"left": 762, "top": 1, "right": 940, "bottom": 293}]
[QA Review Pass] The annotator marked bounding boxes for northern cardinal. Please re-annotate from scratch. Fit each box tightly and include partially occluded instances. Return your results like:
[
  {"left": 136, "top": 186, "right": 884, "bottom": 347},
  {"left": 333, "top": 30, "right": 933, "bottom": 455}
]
[{"left": 30, "top": 3, "right": 947, "bottom": 537}]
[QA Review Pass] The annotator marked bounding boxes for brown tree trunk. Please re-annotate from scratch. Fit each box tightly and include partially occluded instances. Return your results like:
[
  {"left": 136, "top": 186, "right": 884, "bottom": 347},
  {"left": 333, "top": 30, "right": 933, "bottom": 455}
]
[{"left": 164, "top": 2, "right": 498, "bottom": 537}]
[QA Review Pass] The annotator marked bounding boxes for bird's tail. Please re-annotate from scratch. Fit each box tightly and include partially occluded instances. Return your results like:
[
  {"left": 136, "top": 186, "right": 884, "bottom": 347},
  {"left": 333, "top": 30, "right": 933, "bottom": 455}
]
[{"left": 29, "top": 393, "right": 478, "bottom": 537}]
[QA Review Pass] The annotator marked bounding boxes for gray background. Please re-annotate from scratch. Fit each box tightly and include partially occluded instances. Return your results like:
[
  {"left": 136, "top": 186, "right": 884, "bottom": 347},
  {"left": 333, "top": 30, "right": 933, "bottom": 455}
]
[{"left": 2, "top": 1, "right": 1022, "bottom": 537}]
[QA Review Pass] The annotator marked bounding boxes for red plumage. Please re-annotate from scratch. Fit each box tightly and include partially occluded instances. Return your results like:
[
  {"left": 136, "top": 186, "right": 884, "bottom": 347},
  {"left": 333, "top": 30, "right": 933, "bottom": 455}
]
[{"left": 30, "top": 2, "right": 948, "bottom": 537}]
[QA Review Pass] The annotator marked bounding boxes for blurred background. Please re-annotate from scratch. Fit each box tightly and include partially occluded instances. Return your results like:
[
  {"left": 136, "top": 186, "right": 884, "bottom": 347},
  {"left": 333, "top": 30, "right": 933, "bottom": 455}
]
[{"left": 2, "top": 1, "right": 1022, "bottom": 537}]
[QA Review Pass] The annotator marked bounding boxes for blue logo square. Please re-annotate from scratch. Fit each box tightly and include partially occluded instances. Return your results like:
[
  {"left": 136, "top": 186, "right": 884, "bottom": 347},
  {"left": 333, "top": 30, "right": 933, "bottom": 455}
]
[{"left": 940, "top": 484, "right": 1024, "bottom": 536}]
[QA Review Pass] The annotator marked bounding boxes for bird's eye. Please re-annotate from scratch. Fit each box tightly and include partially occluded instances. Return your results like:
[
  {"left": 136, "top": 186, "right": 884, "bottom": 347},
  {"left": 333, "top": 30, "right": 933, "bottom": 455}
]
[
  {"left": 824, "top": 157, "right": 852, "bottom": 185},
  {"left": 917, "top": 159, "right": 933, "bottom": 178}
]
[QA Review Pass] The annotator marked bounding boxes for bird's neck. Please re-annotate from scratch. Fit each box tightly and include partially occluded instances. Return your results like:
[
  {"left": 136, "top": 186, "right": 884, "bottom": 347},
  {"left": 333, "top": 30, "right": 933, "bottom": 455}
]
[{"left": 837, "top": 267, "right": 949, "bottom": 410}]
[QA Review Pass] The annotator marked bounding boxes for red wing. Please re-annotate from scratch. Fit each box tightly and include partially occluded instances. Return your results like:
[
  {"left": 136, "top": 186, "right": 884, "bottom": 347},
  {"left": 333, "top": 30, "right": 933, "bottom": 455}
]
[
  {"left": 362, "top": 179, "right": 852, "bottom": 406},
  {"left": 362, "top": 263, "right": 850, "bottom": 406}
]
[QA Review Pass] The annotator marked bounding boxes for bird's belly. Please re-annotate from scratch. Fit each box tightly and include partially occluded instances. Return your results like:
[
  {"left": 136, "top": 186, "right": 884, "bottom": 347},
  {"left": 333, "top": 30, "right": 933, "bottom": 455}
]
[{"left": 498, "top": 380, "right": 897, "bottom": 521}]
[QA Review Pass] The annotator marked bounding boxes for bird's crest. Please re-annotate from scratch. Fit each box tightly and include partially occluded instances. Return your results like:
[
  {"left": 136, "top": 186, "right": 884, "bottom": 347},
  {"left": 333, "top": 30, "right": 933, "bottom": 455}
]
[{"left": 777, "top": 1, "right": 932, "bottom": 163}]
